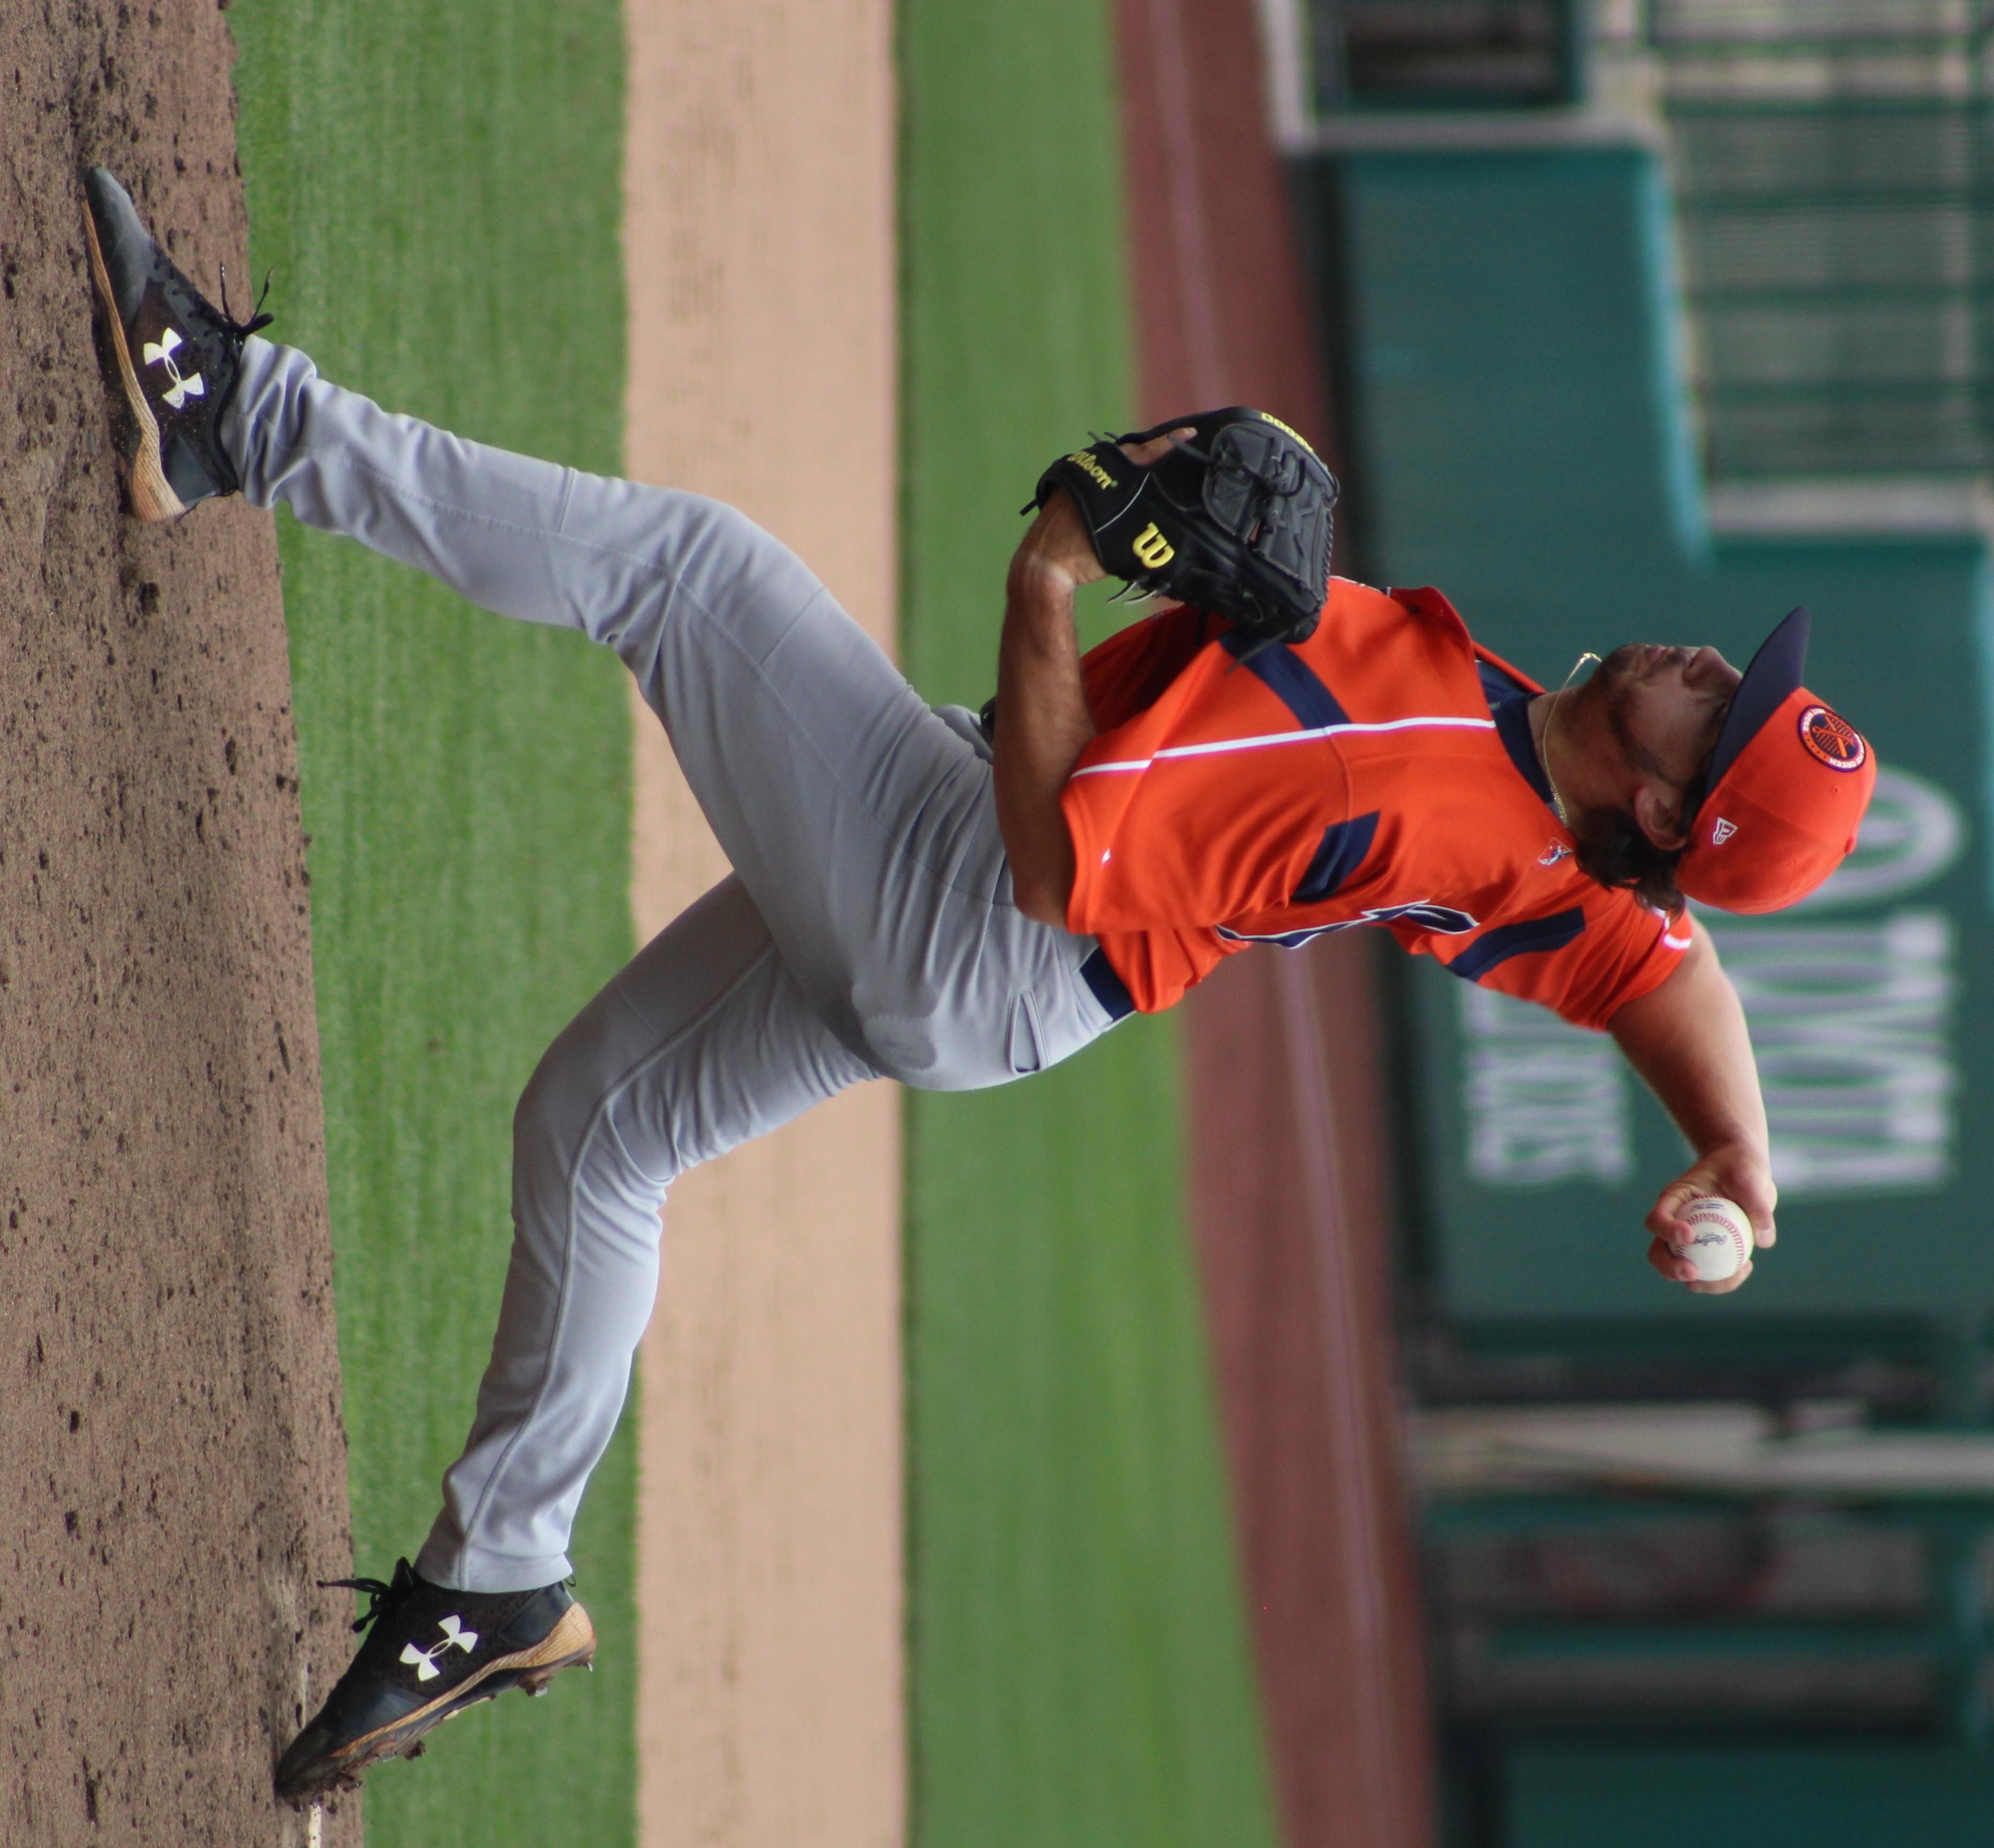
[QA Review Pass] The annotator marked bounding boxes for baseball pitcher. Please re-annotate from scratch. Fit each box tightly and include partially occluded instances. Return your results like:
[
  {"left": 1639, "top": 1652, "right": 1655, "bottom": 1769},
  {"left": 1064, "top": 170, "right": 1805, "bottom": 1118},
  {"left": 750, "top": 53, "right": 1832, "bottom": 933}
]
[{"left": 78, "top": 167, "right": 1875, "bottom": 1805}]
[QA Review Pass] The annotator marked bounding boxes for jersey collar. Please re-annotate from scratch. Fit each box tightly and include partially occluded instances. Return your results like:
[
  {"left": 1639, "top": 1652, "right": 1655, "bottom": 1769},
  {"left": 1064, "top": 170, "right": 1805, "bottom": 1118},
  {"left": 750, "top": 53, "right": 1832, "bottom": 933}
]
[{"left": 1476, "top": 659, "right": 1557, "bottom": 811}]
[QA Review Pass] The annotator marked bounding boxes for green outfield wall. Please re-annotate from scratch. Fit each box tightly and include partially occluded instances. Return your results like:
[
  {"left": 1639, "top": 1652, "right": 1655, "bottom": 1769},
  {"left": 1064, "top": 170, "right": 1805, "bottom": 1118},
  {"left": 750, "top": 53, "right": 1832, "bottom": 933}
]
[
  {"left": 899, "top": 3, "right": 1280, "bottom": 1845},
  {"left": 230, "top": 4, "right": 637, "bottom": 1843},
  {"left": 1334, "top": 150, "right": 1994, "bottom": 1350}
]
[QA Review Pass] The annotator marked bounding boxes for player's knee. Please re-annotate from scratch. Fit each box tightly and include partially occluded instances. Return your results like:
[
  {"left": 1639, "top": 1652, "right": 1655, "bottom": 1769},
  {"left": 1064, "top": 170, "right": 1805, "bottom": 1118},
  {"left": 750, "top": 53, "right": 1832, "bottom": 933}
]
[
  {"left": 656, "top": 494, "right": 822, "bottom": 619},
  {"left": 510, "top": 1066, "right": 563, "bottom": 1179},
  {"left": 512, "top": 1030, "right": 685, "bottom": 1203},
  {"left": 511, "top": 1031, "right": 604, "bottom": 1175}
]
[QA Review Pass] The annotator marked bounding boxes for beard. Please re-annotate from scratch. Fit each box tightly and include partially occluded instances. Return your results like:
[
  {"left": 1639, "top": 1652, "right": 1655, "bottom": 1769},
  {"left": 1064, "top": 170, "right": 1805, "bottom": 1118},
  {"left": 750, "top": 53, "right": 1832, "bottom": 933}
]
[
  {"left": 1566, "top": 644, "right": 1688, "bottom": 910},
  {"left": 1581, "top": 642, "right": 1650, "bottom": 700},
  {"left": 1579, "top": 644, "right": 1668, "bottom": 781}
]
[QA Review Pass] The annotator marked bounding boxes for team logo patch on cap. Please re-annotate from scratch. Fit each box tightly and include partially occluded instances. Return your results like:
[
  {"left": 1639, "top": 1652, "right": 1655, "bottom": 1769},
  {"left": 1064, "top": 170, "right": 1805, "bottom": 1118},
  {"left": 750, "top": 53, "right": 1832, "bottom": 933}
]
[
  {"left": 1710, "top": 817, "right": 1737, "bottom": 845},
  {"left": 1798, "top": 704, "right": 1866, "bottom": 772}
]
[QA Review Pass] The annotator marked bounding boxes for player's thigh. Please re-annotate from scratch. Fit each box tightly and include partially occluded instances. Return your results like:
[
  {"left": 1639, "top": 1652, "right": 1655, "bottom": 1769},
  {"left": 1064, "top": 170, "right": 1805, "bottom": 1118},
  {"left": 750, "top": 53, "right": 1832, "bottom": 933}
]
[{"left": 514, "top": 873, "right": 879, "bottom": 1196}]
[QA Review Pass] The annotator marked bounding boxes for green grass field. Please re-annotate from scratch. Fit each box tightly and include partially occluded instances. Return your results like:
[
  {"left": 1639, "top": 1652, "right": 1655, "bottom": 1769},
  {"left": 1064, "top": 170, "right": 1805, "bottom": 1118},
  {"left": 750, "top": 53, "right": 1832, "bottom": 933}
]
[
  {"left": 229, "top": 5, "right": 636, "bottom": 1843},
  {"left": 225, "top": 0, "right": 1271, "bottom": 1839},
  {"left": 899, "top": 4, "right": 1280, "bottom": 1845}
]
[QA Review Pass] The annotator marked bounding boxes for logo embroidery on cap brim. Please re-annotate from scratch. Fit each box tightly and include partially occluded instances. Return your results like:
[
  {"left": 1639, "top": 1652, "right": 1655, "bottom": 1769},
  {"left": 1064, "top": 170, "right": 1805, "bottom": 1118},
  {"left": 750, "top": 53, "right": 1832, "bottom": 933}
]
[
  {"left": 1711, "top": 817, "right": 1737, "bottom": 845},
  {"left": 1798, "top": 704, "right": 1866, "bottom": 771}
]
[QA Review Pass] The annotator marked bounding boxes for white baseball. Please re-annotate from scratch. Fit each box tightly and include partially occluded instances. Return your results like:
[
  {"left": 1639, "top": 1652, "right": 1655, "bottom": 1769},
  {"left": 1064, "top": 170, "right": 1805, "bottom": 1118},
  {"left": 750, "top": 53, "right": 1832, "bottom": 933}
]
[{"left": 1670, "top": 1195, "right": 1755, "bottom": 1282}]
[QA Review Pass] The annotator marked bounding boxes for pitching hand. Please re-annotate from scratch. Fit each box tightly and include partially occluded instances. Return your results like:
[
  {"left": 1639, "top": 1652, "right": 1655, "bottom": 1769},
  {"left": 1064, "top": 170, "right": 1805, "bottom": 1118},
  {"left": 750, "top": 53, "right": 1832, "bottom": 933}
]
[{"left": 1645, "top": 1141, "right": 1776, "bottom": 1296}]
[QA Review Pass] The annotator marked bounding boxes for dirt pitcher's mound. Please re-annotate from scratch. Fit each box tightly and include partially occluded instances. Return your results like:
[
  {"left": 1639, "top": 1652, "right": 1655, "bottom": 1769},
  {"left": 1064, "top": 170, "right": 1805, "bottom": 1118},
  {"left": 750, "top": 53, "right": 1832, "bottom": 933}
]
[{"left": 1, "top": 6, "right": 355, "bottom": 1845}]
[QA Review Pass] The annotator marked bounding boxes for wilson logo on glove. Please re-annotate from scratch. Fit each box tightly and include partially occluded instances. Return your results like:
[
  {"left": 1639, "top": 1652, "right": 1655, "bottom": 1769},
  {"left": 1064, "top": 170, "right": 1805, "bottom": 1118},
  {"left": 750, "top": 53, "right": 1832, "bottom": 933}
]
[
  {"left": 1066, "top": 451, "right": 1119, "bottom": 492},
  {"left": 1026, "top": 406, "right": 1337, "bottom": 646}
]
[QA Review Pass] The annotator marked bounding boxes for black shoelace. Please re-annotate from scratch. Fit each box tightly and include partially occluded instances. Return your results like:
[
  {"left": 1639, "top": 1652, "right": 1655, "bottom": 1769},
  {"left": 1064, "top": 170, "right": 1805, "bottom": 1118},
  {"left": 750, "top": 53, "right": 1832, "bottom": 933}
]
[
  {"left": 217, "top": 263, "right": 276, "bottom": 340},
  {"left": 319, "top": 1563, "right": 415, "bottom": 1635}
]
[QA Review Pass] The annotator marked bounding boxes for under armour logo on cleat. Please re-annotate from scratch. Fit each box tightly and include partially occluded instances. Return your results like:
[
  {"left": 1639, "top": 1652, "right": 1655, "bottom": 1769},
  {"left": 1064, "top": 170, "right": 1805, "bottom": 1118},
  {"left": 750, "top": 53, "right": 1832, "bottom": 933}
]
[
  {"left": 141, "top": 326, "right": 205, "bottom": 411},
  {"left": 400, "top": 1614, "right": 480, "bottom": 1682}
]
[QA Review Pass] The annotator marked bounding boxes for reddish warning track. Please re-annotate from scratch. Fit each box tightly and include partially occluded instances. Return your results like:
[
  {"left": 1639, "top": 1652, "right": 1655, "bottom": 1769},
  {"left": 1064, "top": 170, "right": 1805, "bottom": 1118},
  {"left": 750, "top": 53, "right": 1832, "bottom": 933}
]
[{"left": 1112, "top": 3, "right": 1438, "bottom": 1843}]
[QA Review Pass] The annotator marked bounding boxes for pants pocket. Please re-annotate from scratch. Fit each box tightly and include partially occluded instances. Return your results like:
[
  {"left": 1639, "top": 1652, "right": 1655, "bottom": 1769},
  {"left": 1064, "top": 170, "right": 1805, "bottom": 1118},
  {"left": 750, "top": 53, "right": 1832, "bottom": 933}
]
[{"left": 1005, "top": 990, "right": 1045, "bottom": 1076}]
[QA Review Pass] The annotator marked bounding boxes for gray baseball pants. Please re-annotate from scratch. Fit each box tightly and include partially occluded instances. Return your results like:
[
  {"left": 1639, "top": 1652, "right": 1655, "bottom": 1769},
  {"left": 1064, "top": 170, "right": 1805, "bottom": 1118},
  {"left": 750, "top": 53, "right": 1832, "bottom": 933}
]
[{"left": 224, "top": 337, "right": 1128, "bottom": 1591}]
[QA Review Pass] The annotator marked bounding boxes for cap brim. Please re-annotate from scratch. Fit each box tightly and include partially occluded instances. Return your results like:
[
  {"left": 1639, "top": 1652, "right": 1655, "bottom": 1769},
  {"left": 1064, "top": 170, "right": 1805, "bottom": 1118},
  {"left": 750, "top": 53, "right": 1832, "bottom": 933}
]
[
  {"left": 1692, "top": 605, "right": 1810, "bottom": 819},
  {"left": 1677, "top": 685, "right": 1875, "bottom": 913}
]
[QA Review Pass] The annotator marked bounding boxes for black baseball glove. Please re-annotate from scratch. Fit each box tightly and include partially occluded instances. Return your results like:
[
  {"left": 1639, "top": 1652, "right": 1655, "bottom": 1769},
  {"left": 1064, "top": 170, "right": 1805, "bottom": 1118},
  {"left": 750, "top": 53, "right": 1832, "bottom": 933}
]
[{"left": 1024, "top": 406, "right": 1338, "bottom": 645}]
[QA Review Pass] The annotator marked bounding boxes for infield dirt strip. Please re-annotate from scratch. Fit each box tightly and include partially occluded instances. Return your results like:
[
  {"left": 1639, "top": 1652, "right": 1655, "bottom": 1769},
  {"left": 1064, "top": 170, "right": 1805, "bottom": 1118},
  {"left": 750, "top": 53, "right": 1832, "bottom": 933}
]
[
  {"left": 0, "top": 5, "right": 356, "bottom": 1846},
  {"left": 620, "top": 3, "right": 906, "bottom": 1847}
]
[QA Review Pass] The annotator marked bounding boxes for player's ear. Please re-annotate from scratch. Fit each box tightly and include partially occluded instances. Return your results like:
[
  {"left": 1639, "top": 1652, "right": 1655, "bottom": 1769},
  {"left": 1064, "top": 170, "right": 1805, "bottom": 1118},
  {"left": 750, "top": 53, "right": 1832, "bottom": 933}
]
[{"left": 1631, "top": 780, "right": 1690, "bottom": 852}]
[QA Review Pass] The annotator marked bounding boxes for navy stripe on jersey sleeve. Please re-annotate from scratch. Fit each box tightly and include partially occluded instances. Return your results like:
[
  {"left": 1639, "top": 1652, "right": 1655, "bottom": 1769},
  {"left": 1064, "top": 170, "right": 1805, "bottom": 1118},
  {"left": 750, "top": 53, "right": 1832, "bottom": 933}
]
[
  {"left": 1446, "top": 906, "right": 1587, "bottom": 982},
  {"left": 1220, "top": 631, "right": 1348, "bottom": 729},
  {"left": 1294, "top": 811, "right": 1380, "bottom": 904}
]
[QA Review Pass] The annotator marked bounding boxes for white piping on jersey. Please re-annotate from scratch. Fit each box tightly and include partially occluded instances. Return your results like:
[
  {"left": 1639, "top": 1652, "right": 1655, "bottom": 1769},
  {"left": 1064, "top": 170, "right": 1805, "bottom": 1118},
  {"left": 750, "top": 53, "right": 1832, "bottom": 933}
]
[
  {"left": 1069, "top": 713, "right": 1499, "bottom": 777},
  {"left": 1644, "top": 902, "right": 1695, "bottom": 953}
]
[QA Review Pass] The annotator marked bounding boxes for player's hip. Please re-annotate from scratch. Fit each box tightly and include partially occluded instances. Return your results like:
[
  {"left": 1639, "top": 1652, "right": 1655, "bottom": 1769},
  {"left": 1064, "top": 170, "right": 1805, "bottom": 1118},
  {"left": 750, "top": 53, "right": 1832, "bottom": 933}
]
[
  {"left": 781, "top": 742, "right": 1130, "bottom": 1088},
  {"left": 822, "top": 917, "right": 1128, "bottom": 1091}
]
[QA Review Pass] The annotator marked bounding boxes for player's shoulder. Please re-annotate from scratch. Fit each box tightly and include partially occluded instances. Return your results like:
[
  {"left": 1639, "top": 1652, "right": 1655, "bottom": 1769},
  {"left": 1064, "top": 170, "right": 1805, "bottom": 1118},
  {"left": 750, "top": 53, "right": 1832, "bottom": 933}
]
[
  {"left": 1312, "top": 575, "right": 1463, "bottom": 629},
  {"left": 1299, "top": 577, "right": 1480, "bottom": 693},
  {"left": 1302, "top": 577, "right": 1506, "bottom": 684},
  {"left": 1373, "top": 580, "right": 1473, "bottom": 638}
]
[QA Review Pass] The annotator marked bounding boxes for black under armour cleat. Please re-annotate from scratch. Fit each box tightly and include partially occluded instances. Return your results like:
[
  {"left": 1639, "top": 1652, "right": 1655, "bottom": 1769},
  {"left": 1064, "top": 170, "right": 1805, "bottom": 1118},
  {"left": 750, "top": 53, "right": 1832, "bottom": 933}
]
[
  {"left": 80, "top": 165, "right": 272, "bottom": 522},
  {"left": 275, "top": 1558, "right": 597, "bottom": 1807}
]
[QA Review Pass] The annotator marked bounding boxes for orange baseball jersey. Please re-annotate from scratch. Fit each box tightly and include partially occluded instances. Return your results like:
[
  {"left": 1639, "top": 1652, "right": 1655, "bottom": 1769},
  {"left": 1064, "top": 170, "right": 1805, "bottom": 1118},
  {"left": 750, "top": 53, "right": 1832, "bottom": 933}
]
[{"left": 1062, "top": 578, "right": 1693, "bottom": 1023}]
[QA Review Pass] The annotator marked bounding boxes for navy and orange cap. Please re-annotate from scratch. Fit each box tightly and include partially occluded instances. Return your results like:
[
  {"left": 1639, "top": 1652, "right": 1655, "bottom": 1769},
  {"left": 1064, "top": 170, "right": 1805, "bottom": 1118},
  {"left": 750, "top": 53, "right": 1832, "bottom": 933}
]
[{"left": 1676, "top": 606, "right": 1875, "bottom": 914}]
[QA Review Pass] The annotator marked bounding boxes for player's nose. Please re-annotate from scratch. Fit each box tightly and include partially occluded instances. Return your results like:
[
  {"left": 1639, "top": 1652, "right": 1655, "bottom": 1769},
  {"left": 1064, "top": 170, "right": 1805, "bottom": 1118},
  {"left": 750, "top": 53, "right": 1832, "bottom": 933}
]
[{"left": 1685, "top": 644, "right": 1742, "bottom": 694}]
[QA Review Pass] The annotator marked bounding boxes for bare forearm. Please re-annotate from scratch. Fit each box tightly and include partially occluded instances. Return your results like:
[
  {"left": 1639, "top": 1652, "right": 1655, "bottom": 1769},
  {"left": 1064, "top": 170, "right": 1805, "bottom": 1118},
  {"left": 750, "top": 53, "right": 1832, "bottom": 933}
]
[
  {"left": 1607, "top": 927, "right": 1775, "bottom": 1291},
  {"left": 992, "top": 552, "right": 1094, "bottom": 925},
  {"left": 990, "top": 455, "right": 1182, "bottom": 926},
  {"left": 1610, "top": 930, "right": 1766, "bottom": 1160}
]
